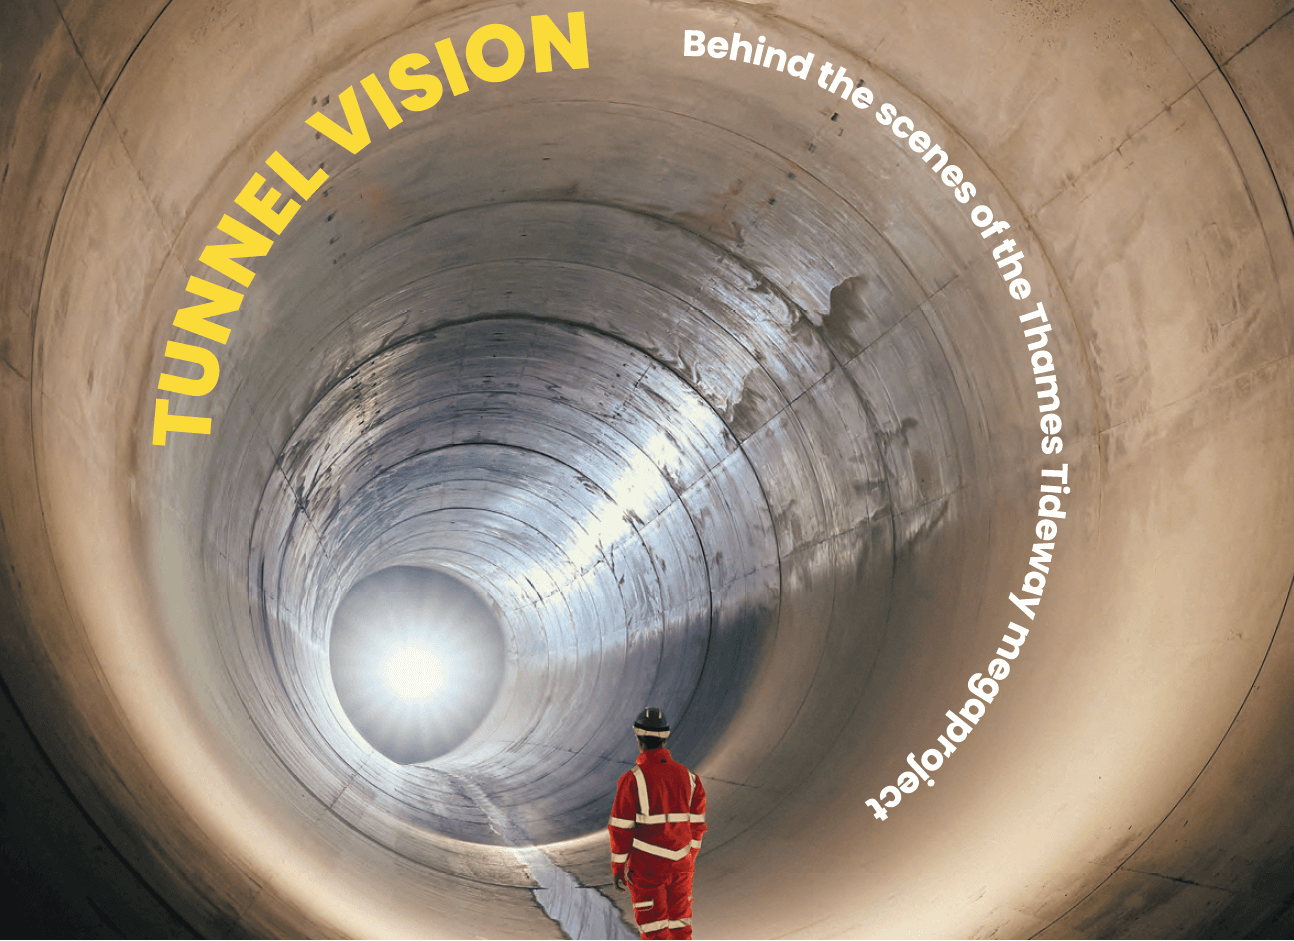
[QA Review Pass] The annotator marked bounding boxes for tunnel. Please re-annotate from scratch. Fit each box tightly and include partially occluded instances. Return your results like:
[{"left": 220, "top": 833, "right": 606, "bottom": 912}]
[{"left": 2, "top": 0, "right": 1293, "bottom": 937}]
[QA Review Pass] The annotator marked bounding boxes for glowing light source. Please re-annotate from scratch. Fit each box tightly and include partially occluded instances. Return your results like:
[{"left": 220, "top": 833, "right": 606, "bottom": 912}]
[
  {"left": 330, "top": 566, "right": 505, "bottom": 763},
  {"left": 385, "top": 647, "right": 444, "bottom": 700}
]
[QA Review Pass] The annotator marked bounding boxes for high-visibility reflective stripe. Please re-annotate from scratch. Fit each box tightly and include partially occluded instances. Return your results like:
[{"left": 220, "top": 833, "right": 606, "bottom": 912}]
[
  {"left": 611, "top": 852, "right": 629, "bottom": 863},
  {"left": 636, "top": 812, "right": 692, "bottom": 823},
  {"left": 690, "top": 839, "right": 702, "bottom": 848},
  {"left": 688, "top": 771, "right": 696, "bottom": 804},
  {"left": 633, "top": 767, "right": 650, "bottom": 817},
  {"left": 632, "top": 838, "right": 691, "bottom": 860},
  {"left": 609, "top": 816, "right": 634, "bottom": 828},
  {"left": 689, "top": 813, "right": 705, "bottom": 822},
  {"left": 638, "top": 919, "right": 668, "bottom": 933},
  {"left": 633, "top": 900, "right": 653, "bottom": 909},
  {"left": 668, "top": 918, "right": 693, "bottom": 927}
]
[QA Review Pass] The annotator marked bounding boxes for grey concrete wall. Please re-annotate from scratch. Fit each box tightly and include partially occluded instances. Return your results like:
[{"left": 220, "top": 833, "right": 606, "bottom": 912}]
[{"left": 1, "top": 0, "right": 1292, "bottom": 936}]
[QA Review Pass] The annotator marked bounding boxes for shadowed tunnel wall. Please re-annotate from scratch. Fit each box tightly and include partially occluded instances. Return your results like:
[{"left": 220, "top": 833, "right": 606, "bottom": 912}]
[{"left": 2, "top": 0, "right": 1294, "bottom": 937}]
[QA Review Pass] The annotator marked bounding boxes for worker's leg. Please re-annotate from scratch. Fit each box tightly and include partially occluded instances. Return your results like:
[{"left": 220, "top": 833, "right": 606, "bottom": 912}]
[
  {"left": 628, "top": 876, "right": 670, "bottom": 939},
  {"left": 664, "top": 868, "right": 694, "bottom": 940}
]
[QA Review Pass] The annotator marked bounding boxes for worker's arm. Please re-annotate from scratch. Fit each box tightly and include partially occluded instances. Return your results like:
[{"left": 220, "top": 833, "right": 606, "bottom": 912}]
[
  {"left": 689, "top": 772, "right": 707, "bottom": 860},
  {"left": 608, "top": 772, "right": 637, "bottom": 889}
]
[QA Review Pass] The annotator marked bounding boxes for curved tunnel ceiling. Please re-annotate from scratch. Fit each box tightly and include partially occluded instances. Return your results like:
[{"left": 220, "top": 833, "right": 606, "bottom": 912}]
[{"left": 2, "top": 0, "right": 1294, "bottom": 937}]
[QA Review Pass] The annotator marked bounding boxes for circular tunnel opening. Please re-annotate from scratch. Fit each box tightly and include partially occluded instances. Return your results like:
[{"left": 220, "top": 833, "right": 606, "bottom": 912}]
[
  {"left": 329, "top": 565, "right": 505, "bottom": 765},
  {"left": 30, "top": 2, "right": 1018, "bottom": 926},
  {"left": 13, "top": 2, "right": 1063, "bottom": 931},
  {"left": 255, "top": 310, "right": 776, "bottom": 850}
]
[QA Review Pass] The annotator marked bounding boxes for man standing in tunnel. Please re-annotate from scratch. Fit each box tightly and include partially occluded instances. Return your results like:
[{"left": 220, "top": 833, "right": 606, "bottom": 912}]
[{"left": 609, "top": 707, "right": 706, "bottom": 939}]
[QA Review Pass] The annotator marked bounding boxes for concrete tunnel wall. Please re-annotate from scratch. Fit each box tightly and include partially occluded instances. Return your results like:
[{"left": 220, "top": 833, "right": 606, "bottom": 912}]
[{"left": 2, "top": 0, "right": 1293, "bottom": 937}]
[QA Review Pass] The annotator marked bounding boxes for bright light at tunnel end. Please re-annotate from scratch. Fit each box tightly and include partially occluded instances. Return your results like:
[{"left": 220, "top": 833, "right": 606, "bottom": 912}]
[{"left": 385, "top": 646, "right": 445, "bottom": 700}]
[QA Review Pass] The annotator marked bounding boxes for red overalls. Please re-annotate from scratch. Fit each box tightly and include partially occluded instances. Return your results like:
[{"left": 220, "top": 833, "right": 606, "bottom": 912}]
[{"left": 609, "top": 748, "right": 706, "bottom": 939}]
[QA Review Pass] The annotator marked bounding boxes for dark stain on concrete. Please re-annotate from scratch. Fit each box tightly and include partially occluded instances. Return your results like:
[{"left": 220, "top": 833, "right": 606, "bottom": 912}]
[{"left": 823, "top": 275, "right": 872, "bottom": 361}]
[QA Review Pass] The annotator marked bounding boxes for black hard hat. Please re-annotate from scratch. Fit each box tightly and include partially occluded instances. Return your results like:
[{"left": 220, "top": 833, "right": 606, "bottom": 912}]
[{"left": 633, "top": 707, "right": 670, "bottom": 738}]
